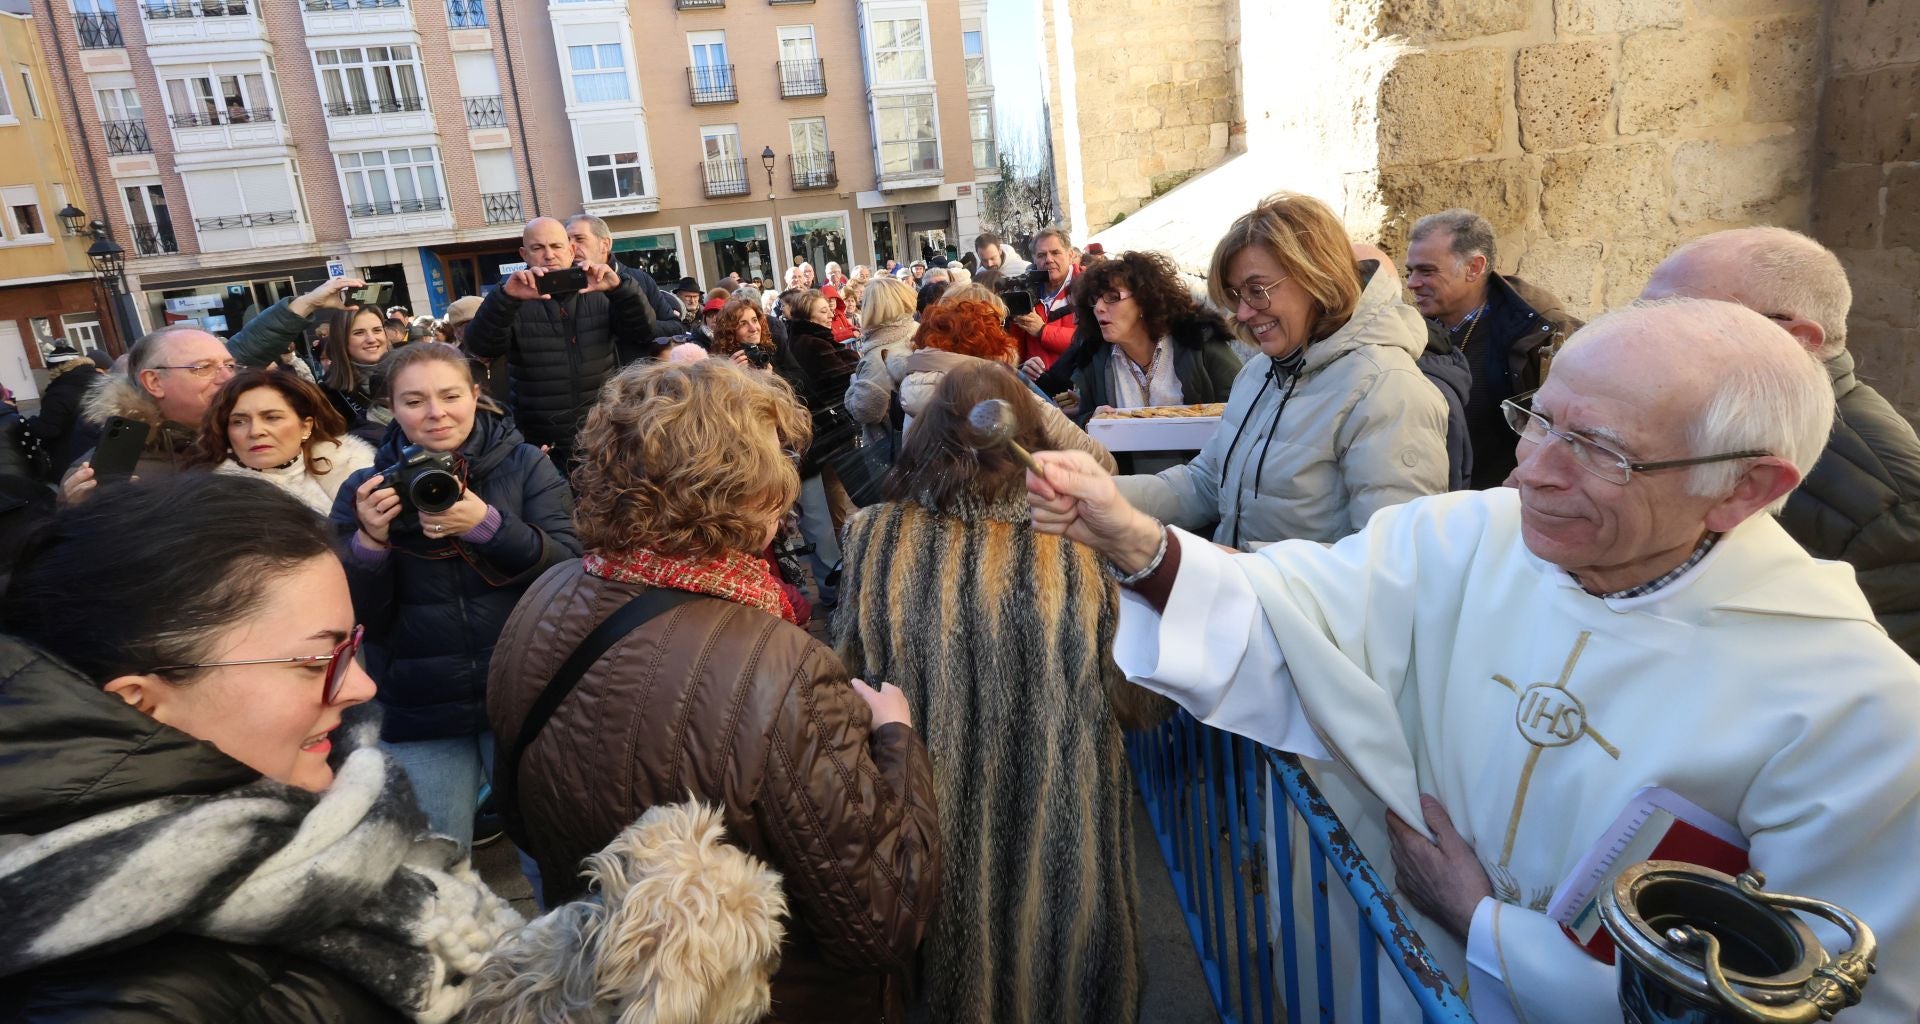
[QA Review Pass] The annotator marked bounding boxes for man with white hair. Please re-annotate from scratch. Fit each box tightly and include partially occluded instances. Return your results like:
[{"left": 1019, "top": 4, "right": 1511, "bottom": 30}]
[
  {"left": 1026, "top": 298, "right": 1920, "bottom": 1023},
  {"left": 61, "top": 326, "right": 238, "bottom": 502},
  {"left": 1642, "top": 226, "right": 1920, "bottom": 659}
]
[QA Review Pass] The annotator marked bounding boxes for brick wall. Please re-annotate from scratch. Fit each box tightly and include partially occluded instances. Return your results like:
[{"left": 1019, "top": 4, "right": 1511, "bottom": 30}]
[{"left": 1813, "top": 0, "right": 1920, "bottom": 425}]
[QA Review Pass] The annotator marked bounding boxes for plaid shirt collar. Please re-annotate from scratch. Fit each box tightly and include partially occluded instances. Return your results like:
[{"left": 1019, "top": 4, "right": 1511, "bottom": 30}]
[{"left": 1578, "top": 531, "right": 1723, "bottom": 600}]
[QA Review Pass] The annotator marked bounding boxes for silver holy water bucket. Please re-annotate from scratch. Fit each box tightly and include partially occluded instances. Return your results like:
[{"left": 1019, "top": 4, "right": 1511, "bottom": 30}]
[{"left": 1599, "top": 861, "right": 1876, "bottom": 1023}]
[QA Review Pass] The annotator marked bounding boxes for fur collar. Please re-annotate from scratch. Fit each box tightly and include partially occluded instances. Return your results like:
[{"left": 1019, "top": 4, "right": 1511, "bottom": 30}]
[{"left": 80, "top": 373, "right": 170, "bottom": 431}]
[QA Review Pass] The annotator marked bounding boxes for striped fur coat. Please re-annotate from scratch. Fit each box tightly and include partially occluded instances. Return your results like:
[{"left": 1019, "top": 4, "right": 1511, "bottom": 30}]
[{"left": 833, "top": 497, "right": 1161, "bottom": 1024}]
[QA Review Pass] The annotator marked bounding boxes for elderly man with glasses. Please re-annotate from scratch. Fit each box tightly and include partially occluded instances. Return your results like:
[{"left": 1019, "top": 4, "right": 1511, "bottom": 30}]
[
  {"left": 1025, "top": 297, "right": 1920, "bottom": 1023},
  {"left": 61, "top": 325, "right": 238, "bottom": 504}
]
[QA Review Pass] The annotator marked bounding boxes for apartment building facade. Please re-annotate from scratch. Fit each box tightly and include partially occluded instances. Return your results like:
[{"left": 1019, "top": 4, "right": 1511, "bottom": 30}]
[
  {"left": 25, "top": 0, "right": 992, "bottom": 338},
  {"left": 0, "top": 0, "right": 114, "bottom": 403}
]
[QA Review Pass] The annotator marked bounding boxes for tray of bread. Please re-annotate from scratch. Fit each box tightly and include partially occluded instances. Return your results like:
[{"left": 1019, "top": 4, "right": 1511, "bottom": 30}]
[{"left": 1086, "top": 403, "right": 1223, "bottom": 452}]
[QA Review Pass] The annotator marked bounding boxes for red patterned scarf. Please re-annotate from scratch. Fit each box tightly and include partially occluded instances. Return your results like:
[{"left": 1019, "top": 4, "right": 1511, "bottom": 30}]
[{"left": 584, "top": 547, "right": 799, "bottom": 624}]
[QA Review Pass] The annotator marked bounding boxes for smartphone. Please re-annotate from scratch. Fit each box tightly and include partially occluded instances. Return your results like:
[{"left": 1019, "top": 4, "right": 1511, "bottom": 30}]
[
  {"left": 90, "top": 415, "right": 150, "bottom": 483},
  {"left": 349, "top": 282, "right": 392, "bottom": 308},
  {"left": 538, "top": 266, "right": 589, "bottom": 297}
]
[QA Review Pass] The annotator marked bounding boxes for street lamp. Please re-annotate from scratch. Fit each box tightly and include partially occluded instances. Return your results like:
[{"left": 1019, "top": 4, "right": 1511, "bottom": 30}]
[
  {"left": 761, "top": 145, "right": 780, "bottom": 275},
  {"left": 57, "top": 203, "right": 86, "bottom": 236},
  {"left": 85, "top": 221, "right": 138, "bottom": 352}
]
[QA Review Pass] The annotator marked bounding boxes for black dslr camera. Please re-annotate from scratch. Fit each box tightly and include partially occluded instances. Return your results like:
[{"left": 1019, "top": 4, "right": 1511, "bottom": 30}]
[
  {"left": 392, "top": 444, "right": 465, "bottom": 515},
  {"left": 742, "top": 344, "right": 772, "bottom": 368},
  {"left": 995, "top": 266, "right": 1051, "bottom": 320}
]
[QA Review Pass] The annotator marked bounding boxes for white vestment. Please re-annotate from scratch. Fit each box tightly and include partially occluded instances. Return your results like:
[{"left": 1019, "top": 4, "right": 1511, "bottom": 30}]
[{"left": 1114, "top": 489, "right": 1920, "bottom": 1024}]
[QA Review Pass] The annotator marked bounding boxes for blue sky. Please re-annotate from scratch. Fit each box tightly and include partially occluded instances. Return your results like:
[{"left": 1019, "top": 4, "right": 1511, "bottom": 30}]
[{"left": 986, "top": 0, "right": 1049, "bottom": 172}]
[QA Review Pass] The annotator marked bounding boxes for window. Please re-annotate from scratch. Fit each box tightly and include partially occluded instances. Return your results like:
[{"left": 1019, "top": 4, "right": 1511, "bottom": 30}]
[
  {"left": 777, "top": 25, "right": 815, "bottom": 63},
  {"left": 123, "top": 182, "right": 178, "bottom": 254},
  {"left": 16, "top": 68, "right": 38, "bottom": 118},
  {"left": 0, "top": 72, "right": 12, "bottom": 120},
  {"left": 962, "top": 21, "right": 986, "bottom": 87},
  {"left": 789, "top": 116, "right": 826, "bottom": 159},
  {"left": 870, "top": 10, "right": 928, "bottom": 84},
  {"left": 60, "top": 315, "right": 104, "bottom": 353},
  {"left": 453, "top": 51, "right": 500, "bottom": 98},
  {"left": 701, "top": 125, "right": 746, "bottom": 196},
  {"left": 580, "top": 123, "right": 645, "bottom": 201},
  {"left": 1, "top": 186, "right": 45, "bottom": 241},
  {"left": 687, "top": 30, "right": 729, "bottom": 100},
  {"left": 337, "top": 147, "right": 445, "bottom": 217},
  {"left": 314, "top": 47, "right": 424, "bottom": 117},
  {"left": 875, "top": 92, "right": 937, "bottom": 176},
  {"left": 96, "top": 86, "right": 141, "bottom": 122},
  {"left": 567, "top": 42, "right": 629, "bottom": 104},
  {"left": 969, "top": 96, "right": 995, "bottom": 170}
]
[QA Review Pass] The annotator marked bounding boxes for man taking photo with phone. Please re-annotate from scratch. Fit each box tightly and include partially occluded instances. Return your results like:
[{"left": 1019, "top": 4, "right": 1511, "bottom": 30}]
[{"left": 463, "top": 216, "right": 656, "bottom": 469}]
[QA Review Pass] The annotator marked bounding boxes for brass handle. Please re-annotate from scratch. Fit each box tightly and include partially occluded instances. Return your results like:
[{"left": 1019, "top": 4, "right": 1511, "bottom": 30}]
[{"left": 1667, "top": 871, "right": 1878, "bottom": 1023}]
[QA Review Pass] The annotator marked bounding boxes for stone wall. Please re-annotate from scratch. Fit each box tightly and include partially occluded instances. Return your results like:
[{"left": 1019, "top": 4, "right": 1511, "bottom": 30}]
[
  {"left": 1812, "top": 0, "right": 1920, "bottom": 424},
  {"left": 1042, "top": 0, "right": 1240, "bottom": 234},
  {"left": 1351, "top": 0, "right": 1820, "bottom": 321}
]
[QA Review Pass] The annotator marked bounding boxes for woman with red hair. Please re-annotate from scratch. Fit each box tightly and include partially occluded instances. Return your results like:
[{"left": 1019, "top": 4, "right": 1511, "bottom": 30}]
[{"left": 890, "top": 300, "right": 1117, "bottom": 471}]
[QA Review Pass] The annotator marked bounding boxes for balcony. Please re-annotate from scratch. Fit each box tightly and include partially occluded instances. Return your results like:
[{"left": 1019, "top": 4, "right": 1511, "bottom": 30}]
[
  {"left": 687, "top": 65, "right": 736, "bottom": 105},
  {"left": 676, "top": 0, "right": 723, "bottom": 8},
  {"left": 482, "top": 191, "right": 521, "bottom": 225},
  {"left": 348, "top": 196, "right": 445, "bottom": 218},
  {"left": 170, "top": 107, "right": 285, "bottom": 155},
  {"left": 192, "top": 208, "right": 308, "bottom": 251},
  {"left": 141, "top": 0, "right": 251, "bottom": 17},
  {"left": 141, "top": 0, "right": 265, "bottom": 43},
  {"left": 790, "top": 151, "right": 835, "bottom": 190},
  {"left": 701, "top": 158, "right": 749, "bottom": 199},
  {"left": 343, "top": 194, "right": 452, "bottom": 239},
  {"left": 105, "top": 120, "right": 153, "bottom": 155},
  {"left": 447, "top": 0, "right": 485, "bottom": 26},
  {"left": 777, "top": 58, "right": 825, "bottom": 99},
  {"left": 325, "top": 97, "right": 424, "bottom": 117},
  {"left": 131, "top": 223, "right": 180, "bottom": 257},
  {"left": 464, "top": 95, "right": 504, "bottom": 128},
  {"left": 171, "top": 106, "right": 274, "bottom": 127},
  {"left": 74, "top": 12, "right": 124, "bottom": 48},
  {"left": 301, "top": 0, "right": 411, "bottom": 36}
]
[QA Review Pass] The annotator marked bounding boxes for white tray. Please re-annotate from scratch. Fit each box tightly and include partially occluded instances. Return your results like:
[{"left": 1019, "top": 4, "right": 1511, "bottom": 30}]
[{"left": 1087, "top": 414, "right": 1221, "bottom": 453}]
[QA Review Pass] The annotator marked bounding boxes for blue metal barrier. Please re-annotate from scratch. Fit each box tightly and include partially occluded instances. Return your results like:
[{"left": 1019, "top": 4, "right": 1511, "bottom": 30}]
[{"left": 1127, "top": 710, "right": 1477, "bottom": 1024}]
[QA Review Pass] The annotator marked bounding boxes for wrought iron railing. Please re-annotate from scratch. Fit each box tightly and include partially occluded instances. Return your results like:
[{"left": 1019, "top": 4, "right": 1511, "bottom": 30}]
[
  {"left": 304, "top": 0, "right": 400, "bottom": 9},
  {"left": 676, "top": 0, "right": 723, "bottom": 8},
  {"left": 1128, "top": 711, "right": 1477, "bottom": 1023},
  {"left": 701, "top": 158, "right": 750, "bottom": 199},
  {"left": 776, "top": 57, "right": 825, "bottom": 99},
  {"left": 324, "top": 96, "right": 425, "bottom": 117},
  {"left": 464, "top": 95, "right": 505, "bottom": 128},
  {"left": 74, "top": 12, "right": 123, "bottom": 48},
  {"left": 169, "top": 106, "right": 274, "bottom": 128},
  {"left": 142, "top": 0, "right": 251, "bottom": 17},
  {"left": 104, "top": 120, "right": 152, "bottom": 155},
  {"left": 130, "top": 223, "right": 179, "bottom": 256},
  {"left": 482, "top": 191, "right": 521, "bottom": 225},
  {"left": 346, "top": 196, "right": 446, "bottom": 218},
  {"left": 686, "top": 64, "right": 736, "bottom": 104},
  {"left": 194, "top": 210, "right": 298, "bottom": 230},
  {"left": 447, "top": 0, "right": 484, "bottom": 26},
  {"left": 790, "top": 151, "right": 835, "bottom": 190}
]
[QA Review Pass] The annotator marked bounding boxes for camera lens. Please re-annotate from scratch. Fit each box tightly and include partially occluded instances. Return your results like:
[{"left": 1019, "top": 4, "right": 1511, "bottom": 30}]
[{"left": 410, "top": 469, "right": 462, "bottom": 514}]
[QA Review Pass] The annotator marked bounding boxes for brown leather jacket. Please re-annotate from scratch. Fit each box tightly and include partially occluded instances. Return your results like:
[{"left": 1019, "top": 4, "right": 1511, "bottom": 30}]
[{"left": 487, "top": 560, "right": 941, "bottom": 1023}]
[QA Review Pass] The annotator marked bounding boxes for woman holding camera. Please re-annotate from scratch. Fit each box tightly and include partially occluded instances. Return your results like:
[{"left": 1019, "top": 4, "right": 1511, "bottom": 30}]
[
  {"left": 187, "top": 368, "right": 377, "bottom": 515},
  {"left": 329, "top": 343, "right": 580, "bottom": 847}
]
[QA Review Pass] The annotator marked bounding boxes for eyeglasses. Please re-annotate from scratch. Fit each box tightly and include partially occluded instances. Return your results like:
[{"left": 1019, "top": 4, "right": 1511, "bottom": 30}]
[
  {"left": 1222, "top": 276, "right": 1288, "bottom": 312},
  {"left": 1095, "top": 289, "right": 1133, "bottom": 306},
  {"left": 1501, "top": 391, "right": 1771, "bottom": 486},
  {"left": 148, "top": 625, "right": 364, "bottom": 705},
  {"left": 156, "top": 359, "right": 239, "bottom": 379}
]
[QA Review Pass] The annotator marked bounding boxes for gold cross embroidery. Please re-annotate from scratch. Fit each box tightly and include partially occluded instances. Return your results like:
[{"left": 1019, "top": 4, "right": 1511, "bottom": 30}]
[{"left": 1487, "top": 631, "right": 1620, "bottom": 868}]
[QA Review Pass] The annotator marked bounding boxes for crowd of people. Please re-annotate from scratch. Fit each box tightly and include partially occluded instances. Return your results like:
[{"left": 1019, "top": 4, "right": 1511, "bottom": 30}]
[{"left": 0, "top": 187, "right": 1915, "bottom": 1024}]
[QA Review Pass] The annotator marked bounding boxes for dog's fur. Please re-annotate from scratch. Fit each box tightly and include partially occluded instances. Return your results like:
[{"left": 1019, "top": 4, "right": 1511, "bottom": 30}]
[{"left": 462, "top": 802, "right": 787, "bottom": 1024}]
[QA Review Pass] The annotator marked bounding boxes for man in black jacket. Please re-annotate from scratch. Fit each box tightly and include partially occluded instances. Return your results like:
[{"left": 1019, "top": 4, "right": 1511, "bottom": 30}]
[
  {"left": 1643, "top": 226, "right": 1920, "bottom": 661},
  {"left": 1406, "top": 209, "right": 1584, "bottom": 489},
  {"left": 463, "top": 216, "right": 655, "bottom": 468}
]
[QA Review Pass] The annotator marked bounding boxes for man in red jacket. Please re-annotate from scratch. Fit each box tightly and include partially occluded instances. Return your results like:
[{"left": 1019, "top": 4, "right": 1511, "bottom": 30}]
[{"left": 1012, "top": 226, "right": 1080, "bottom": 376}]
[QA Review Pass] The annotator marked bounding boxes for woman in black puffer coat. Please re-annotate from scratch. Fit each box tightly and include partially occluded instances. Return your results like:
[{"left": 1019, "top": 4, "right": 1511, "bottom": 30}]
[
  {"left": 330, "top": 344, "right": 579, "bottom": 848},
  {"left": 781, "top": 289, "right": 859, "bottom": 601}
]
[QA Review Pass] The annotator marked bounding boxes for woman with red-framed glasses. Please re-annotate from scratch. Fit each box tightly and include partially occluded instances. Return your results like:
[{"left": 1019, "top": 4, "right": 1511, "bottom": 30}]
[{"left": 0, "top": 474, "right": 524, "bottom": 1023}]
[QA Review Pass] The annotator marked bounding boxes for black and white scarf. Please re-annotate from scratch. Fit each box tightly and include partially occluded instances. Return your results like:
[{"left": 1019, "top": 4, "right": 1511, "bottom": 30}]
[{"left": 0, "top": 716, "right": 523, "bottom": 1023}]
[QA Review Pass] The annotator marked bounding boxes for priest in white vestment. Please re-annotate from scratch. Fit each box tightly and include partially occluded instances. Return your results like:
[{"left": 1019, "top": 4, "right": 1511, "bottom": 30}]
[{"left": 1026, "top": 298, "right": 1920, "bottom": 1024}]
